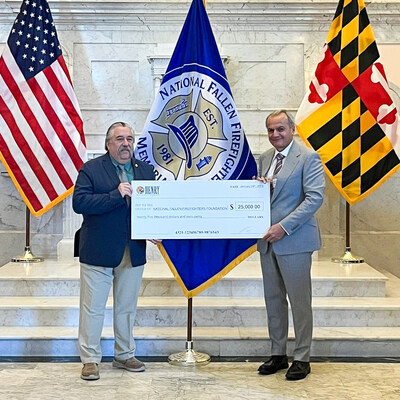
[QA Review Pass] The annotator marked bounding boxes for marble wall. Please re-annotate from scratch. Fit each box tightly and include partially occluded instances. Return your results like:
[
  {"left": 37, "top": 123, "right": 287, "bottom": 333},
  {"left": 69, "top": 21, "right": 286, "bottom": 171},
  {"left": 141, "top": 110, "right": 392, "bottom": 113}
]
[{"left": 0, "top": 1, "right": 400, "bottom": 276}]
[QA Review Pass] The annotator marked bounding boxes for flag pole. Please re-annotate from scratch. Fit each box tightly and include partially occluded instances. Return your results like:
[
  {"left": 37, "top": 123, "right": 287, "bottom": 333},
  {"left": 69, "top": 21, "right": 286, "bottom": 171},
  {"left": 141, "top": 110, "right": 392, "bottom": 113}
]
[
  {"left": 332, "top": 201, "right": 364, "bottom": 263},
  {"left": 168, "top": 297, "right": 210, "bottom": 366},
  {"left": 11, "top": 206, "right": 44, "bottom": 263}
]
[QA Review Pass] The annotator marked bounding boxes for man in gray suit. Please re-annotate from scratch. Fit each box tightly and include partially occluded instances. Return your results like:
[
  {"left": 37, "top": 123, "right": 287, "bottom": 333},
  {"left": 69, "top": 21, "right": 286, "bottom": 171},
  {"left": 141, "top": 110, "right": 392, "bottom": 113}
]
[{"left": 257, "top": 110, "right": 325, "bottom": 380}]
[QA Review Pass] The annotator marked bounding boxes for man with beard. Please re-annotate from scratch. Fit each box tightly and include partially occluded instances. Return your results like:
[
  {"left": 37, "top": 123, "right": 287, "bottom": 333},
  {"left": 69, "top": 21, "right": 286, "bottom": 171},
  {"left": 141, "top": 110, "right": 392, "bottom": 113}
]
[{"left": 73, "top": 122, "right": 155, "bottom": 380}]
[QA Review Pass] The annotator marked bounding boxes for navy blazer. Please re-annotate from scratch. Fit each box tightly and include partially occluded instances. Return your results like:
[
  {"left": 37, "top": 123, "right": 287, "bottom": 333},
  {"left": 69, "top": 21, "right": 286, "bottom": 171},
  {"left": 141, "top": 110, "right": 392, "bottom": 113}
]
[{"left": 73, "top": 153, "right": 155, "bottom": 268}]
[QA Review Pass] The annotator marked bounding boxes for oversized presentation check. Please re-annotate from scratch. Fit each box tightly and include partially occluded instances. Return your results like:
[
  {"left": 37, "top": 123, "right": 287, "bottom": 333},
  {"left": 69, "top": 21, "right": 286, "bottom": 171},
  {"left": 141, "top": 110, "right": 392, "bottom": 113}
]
[{"left": 131, "top": 180, "right": 270, "bottom": 239}]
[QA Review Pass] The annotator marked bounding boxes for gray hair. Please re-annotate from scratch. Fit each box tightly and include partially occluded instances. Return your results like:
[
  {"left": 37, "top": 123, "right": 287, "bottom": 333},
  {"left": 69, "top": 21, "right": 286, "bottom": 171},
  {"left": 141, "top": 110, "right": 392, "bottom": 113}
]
[
  {"left": 104, "top": 122, "right": 135, "bottom": 150},
  {"left": 266, "top": 110, "right": 295, "bottom": 131}
]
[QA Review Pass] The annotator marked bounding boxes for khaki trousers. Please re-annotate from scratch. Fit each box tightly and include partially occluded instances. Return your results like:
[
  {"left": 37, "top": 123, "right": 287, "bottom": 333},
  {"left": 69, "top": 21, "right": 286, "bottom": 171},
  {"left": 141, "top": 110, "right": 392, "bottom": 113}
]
[{"left": 79, "top": 247, "right": 144, "bottom": 364}]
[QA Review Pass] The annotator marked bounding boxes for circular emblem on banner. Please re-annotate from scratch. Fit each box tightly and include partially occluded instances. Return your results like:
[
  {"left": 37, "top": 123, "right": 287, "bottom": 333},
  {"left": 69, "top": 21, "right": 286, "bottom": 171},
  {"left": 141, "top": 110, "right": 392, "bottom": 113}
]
[{"left": 136, "top": 71, "right": 246, "bottom": 181}]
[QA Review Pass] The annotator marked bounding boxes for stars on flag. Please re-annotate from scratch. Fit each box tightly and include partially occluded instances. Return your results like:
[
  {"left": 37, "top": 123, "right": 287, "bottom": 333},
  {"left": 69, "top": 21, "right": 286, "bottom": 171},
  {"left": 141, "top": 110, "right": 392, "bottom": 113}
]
[{"left": 8, "top": 0, "right": 61, "bottom": 80}]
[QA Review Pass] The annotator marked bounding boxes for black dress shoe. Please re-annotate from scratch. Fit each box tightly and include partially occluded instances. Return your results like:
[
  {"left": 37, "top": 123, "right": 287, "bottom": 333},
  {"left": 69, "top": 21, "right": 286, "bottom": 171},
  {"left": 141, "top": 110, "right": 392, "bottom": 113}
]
[
  {"left": 285, "top": 360, "right": 311, "bottom": 380},
  {"left": 258, "top": 355, "right": 289, "bottom": 375}
]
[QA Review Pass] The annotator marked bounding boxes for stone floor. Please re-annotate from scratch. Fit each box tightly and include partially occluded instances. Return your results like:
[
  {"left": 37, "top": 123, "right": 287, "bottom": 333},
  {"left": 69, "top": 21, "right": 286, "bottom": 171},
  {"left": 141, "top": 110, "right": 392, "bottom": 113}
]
[{"left": 0, "top": 361, "right": 399, "bottom": 400}]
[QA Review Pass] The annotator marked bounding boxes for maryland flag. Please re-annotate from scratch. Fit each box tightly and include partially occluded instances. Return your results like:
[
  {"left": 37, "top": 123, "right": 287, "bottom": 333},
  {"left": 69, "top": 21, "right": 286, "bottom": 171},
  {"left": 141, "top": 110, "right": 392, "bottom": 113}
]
[{"left": 296, "top": 0, "right": 400, "bottom": 205}]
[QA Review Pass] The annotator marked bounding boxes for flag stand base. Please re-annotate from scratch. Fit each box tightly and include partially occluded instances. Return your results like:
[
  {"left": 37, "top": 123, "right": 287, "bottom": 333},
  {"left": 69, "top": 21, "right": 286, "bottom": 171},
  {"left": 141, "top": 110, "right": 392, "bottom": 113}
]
[
  {"left": 11, "top": 246, "right": 44, "bottom": 263},
  {"left": 168, "top": 341, "right": 210, "bottom": 366},
  {"left": 332, "top": 247, "right": 364, "bottom": 264}
]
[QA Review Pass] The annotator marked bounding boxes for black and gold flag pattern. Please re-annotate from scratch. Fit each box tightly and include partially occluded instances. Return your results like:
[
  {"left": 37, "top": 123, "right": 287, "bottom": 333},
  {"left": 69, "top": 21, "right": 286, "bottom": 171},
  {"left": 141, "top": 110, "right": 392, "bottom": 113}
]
[{"left": 296, "top": 0, "right": 400, "bottom": 205}]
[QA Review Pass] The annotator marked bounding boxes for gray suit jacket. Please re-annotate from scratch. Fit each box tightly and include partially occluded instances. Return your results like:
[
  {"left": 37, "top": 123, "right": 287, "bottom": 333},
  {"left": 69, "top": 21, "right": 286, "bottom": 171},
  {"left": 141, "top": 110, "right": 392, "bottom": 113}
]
[{"left": 257, "top": 139, "right": 325, "bottom": 255}]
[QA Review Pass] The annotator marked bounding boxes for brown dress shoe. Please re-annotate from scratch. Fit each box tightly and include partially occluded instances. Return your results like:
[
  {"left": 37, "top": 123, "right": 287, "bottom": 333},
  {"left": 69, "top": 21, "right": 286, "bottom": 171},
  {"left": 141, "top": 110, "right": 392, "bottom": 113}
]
[
  {"left": 112, "top": 356, "right": 146, "bottom": 372},
  {"left": 81, "top": 363, "right": 99, "bottom": 380}
]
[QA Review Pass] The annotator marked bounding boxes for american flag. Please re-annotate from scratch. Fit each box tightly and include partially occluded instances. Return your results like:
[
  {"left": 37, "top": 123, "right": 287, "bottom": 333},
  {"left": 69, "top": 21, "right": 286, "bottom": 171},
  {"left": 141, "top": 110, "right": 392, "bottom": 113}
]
[{"left": 0, "top": 0, "right": 87, "bottom": 216}]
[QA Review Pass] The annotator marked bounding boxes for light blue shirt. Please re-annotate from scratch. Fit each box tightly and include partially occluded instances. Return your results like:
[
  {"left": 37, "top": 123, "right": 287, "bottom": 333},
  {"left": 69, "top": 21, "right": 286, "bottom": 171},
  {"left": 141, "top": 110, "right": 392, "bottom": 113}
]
[{"left": 266, "top": 140, "right": 294, "bottom": 179}]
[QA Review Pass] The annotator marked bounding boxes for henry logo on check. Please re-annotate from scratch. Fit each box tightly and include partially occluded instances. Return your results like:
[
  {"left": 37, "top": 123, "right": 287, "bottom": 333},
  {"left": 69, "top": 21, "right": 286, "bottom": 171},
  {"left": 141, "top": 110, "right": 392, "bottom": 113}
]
[
  {"left": 136, "top": 186, "right": 160, "bottom": 195},
  {"left": 136, "top": 72, "right": 246, "bottom": 181}
]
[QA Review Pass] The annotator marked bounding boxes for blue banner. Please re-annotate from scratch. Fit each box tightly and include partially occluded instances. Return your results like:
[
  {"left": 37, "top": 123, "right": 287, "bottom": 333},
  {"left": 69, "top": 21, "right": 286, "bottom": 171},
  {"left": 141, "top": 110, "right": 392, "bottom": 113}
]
[{"left": 135, "top": 0, "right": 257, "bottom": 297}]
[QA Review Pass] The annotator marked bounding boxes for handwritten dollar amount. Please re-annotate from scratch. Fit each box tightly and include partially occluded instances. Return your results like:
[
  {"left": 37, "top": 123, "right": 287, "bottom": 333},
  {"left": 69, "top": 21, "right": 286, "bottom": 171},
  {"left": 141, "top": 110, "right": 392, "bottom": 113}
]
[{"left": 231, "top": 202, "right": 264, "bottom": 211}]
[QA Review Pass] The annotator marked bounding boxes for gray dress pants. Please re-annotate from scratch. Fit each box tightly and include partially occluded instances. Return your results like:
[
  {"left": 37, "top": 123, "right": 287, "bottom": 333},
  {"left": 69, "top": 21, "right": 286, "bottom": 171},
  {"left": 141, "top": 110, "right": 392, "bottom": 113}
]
[{"left": 260, "top": 248, "right": 313, "bottom": 362}]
